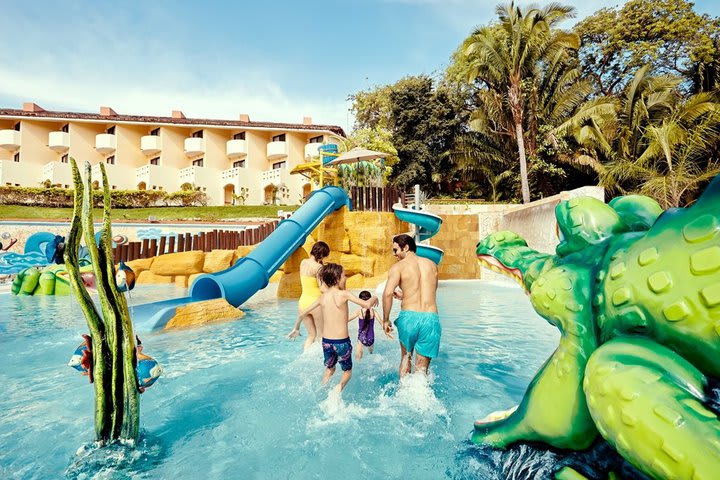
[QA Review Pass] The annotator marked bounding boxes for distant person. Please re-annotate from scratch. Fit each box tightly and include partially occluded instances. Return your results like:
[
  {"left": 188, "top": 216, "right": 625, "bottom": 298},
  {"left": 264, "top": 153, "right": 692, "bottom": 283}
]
[
  {"left": 348, "top": 290, "right": 389, "bottom": 360},
  {"left": 297, "top": 241, "right": 330, "bottom": 351},
  {"left": 382, "top": 234, "right": 440, "bottom": 377},
  {"left": 288, "top": 263, "right": 378, "bottom": 392}
]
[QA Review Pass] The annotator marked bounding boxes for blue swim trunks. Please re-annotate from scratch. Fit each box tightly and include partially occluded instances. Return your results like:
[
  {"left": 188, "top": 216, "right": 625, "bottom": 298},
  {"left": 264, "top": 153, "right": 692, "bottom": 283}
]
[
  {"left": 322, "top": 337, "right": 353, "bottom": 371},
  {"left": 395, "top": 311, "right": 441, "bottom": 358}
]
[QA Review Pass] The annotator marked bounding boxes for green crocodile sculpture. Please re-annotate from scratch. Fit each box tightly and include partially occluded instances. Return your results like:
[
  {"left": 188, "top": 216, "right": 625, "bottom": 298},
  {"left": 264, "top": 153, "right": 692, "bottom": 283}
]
[{"left": 474, "top": 176, "right": 720, "bottom": 480}]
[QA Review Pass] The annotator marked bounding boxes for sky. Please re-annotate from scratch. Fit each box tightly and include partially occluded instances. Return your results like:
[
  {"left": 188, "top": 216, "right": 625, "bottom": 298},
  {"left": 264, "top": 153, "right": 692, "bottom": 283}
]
[{"left": 1, "top": 0, "right": 717, "bottom": 133}]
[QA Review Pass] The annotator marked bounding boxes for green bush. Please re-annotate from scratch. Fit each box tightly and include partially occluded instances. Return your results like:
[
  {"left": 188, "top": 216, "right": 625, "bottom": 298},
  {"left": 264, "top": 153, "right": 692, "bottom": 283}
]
[{"left": 0, "top": 185, "right": 208, "bottom": 208}]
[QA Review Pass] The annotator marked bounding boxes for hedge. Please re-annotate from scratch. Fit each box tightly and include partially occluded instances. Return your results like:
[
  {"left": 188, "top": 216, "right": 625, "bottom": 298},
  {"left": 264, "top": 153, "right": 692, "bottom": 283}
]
[{"left": 0, "top": 186, "right": 208, "bottom": 208}]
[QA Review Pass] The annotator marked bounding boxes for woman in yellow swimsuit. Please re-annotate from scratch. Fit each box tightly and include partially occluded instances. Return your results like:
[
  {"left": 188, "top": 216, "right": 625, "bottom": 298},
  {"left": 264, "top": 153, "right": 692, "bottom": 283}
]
[{"left": 298, "top": 241, "right": 329, "bottom": 351}]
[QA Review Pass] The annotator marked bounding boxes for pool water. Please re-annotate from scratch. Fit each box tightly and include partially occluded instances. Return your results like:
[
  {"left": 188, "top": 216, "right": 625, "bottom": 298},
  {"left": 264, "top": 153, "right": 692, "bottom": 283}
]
[{"left": 1, "top": 281, "right": 629, "bottom": 479}]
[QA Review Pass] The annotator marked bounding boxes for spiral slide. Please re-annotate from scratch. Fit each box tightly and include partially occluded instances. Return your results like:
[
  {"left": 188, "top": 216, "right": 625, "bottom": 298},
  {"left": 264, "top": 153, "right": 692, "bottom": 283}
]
[
  {"left": 132, "top": 186, "right": 349, "bottom": 332},
  {"left": 392, "top": 205, "right": 444, "bottom": 265}
]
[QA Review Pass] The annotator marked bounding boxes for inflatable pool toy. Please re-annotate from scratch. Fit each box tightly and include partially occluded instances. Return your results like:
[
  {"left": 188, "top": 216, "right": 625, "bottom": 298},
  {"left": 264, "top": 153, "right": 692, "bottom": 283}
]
[
  {"left": 11, "top": 262, "right": 94, "bottom": 295},
  {"left": 115, "top": 261, "right": 136, "bottom": 292},
  {"left": 473, "top": 176, "right": 720, "bottom": 479}
]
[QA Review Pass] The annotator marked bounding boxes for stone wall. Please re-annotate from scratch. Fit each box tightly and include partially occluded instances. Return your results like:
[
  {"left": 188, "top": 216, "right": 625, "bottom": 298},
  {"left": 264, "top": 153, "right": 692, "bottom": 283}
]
[
  {"left": 277, "top": 208, "right": 408, "bottom": 297},
  {"left": 429, "top": 214, "right": 480, "bottom": 280}
]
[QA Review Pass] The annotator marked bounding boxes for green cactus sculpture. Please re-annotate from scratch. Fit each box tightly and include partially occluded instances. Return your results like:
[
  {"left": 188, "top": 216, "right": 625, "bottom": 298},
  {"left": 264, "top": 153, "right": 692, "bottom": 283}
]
[{"left": 64, "top": 159, "right": 140, "bottom": 442}]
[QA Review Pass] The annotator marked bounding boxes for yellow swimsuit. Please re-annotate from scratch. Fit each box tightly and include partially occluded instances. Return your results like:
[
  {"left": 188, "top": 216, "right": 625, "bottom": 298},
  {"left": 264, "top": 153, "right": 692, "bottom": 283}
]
[{"left": 299, "top": 275, "right": 322, "bottom": 311}]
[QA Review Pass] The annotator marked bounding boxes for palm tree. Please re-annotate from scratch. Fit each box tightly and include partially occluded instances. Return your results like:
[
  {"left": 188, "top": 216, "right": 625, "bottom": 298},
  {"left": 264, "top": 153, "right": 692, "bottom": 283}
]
[
  {"left": 555, "top": 66, "right": 720, "bottom": 206},
  {"left": 464, "top": 2, "right": 579, "bottom": 203},
  {"left": 606, "top": 93, "right": 720, "bottom": 207}
]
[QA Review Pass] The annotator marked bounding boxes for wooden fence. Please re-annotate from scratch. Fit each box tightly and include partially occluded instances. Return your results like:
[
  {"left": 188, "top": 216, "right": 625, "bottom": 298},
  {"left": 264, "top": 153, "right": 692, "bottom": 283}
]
[
  {"left": 349, "top": 186, "right": 404, "bottom": 212},
  {"left": 112, "top": 220, "right": 279, "bottom": 263}
]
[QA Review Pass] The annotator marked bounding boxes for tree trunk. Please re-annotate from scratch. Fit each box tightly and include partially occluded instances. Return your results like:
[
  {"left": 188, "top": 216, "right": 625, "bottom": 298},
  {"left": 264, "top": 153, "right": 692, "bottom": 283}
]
[
  {"left": 515, "top": 122, "right": 531, "bottom": 204},
  {"left": 509, "top": 78, "right": 531, "bottom": 204},
  {"left": 64, "top": 159, "right": 140, "bottom": 444}
]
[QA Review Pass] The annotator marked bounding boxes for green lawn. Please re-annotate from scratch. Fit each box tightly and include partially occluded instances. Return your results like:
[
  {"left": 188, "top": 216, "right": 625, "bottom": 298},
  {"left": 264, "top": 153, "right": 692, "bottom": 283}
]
[{"left": 0, "top": 204, "right": 299, "bottom": 221}]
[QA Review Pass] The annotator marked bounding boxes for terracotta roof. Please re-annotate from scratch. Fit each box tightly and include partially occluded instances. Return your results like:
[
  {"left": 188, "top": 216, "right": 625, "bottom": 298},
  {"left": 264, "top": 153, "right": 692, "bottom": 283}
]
[{"left": 0, "top": 108, "right": 346, "bottom": 137}]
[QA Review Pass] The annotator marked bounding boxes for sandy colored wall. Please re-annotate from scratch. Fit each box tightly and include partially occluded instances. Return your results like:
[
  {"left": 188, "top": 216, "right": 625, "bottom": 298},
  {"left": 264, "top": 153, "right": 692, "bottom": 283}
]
[{"left": 429, "top": 214, "right": 481, "bottom": 280}]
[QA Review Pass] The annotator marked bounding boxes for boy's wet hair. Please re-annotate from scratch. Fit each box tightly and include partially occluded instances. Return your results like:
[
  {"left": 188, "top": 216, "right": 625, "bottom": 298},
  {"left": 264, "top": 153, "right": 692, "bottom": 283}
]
[
  {"left": 359, "top": 290, "right": 372, "bottom": 300},
  {"left": 310, "top": 241, "right": 330, "bottom": 261},
  {"left": 319, "top": 263, "right": 343, "bottom": 287},
  {"left": 393, "top": 233, "right": 416, "bottom": 252}
]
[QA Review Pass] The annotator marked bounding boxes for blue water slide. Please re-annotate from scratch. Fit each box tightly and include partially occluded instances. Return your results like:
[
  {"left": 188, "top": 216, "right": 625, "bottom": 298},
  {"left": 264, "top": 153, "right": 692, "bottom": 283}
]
[
  {"left": 392, "top": 205, "right": 444, "bottom": 265},
  {"left": 131, "top": 186, "right": 349, "bottom": 331}
]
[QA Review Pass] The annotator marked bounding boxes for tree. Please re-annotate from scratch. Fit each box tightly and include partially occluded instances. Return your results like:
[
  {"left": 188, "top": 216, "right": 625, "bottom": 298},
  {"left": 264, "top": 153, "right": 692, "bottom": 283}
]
[
  {"left": 464, "top": 2, "right": 580, "bottom": 203},
  {"left": 556, "top": 66, "right": 720, "bottom": 206},
  {"left": 574, "top": 0, "right": 720, "bottom": 95},
  {"left": 605, "top": 93, "right": 720, "bottom": 207},
  {"left": 65, "top": 158, "right": 140, "bottom": 443},
  {"left": 386, "top": 76, "right": 465, "bottom": 193}
]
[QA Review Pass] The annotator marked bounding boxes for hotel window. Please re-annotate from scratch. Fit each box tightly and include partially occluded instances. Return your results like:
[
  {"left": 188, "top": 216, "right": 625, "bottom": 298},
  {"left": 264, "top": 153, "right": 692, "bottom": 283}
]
[
  {"left": 61, "top": 154, "right": 69, "bottom": 163},
  {"left": 64, "top": 184, "right": 70, "bottom": 189},
  {"left": 14, "top": 122, "right": 20, "bottom": 131},
  {"left": 233, "top": 160, "right": 245, "bottom": 168},
  {"left": 272, "top": 161, "right": 286, "bottom": 169},
  {"left": 192, "top": 158, "right": 204, "bottom": 167},
  {"left": 309, "top": 135, "right": 323, "bottom": 143},
  {"left": 272, "top": 133, "right": 286, "bottom": 142},
  {"left": 13, "top": 152, "right": 20, "bottom": 162},
  {"left": 192, "top": 130, "right": 203, "bottom": 138},
  {"left": 150, "top": 128, "right": 160, "bottom": 136},
  {"left": 233, "top": 132, "right": 246, "bottom": 140},
  {"left": 106, "top": 126, "right": 116, "bottom": 135},
  {"left": 106, "top": 155, "right": 115, "bottom": 165},
  {"left": 150, "top": 157, "right": 159, "bottom": 165},
  {"left": 61, "top": 124, "right": 69, "bottom": 133},
  {"left": 112, "top": 185, "right": 117, "bottom": 190}
]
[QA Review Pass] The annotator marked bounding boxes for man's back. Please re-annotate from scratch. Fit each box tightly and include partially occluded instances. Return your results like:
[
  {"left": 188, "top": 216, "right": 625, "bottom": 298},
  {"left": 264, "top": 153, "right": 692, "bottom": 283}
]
[{"left": 396, "top": 254, "right": 438, "bottom": 313}]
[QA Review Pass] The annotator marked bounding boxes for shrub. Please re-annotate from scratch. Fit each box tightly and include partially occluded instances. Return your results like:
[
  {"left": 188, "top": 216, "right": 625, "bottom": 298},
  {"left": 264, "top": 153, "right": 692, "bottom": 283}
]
[{"left": 0, "top": 185, "right": 208, "bottom": 208}]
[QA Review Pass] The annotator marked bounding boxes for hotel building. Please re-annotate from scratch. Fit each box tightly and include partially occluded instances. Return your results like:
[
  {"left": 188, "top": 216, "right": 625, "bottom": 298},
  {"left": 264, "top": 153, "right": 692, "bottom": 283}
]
[{"left": 0, "top": 103, "right": 345, "bottom": 206}]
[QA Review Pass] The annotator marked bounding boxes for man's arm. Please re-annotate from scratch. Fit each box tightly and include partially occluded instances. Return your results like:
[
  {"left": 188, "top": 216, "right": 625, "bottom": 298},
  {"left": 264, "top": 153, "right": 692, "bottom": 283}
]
[{"left": 383, "top": 266, "right": 401, "bottom": 325}]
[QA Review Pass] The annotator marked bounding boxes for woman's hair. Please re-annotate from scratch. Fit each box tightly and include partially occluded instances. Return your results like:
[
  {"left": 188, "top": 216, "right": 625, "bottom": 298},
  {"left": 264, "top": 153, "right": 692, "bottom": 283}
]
[
  {"left": 359, "top": 290, "right": 372, "bottom": 328},
  {"left": 310, "top": 241, "right": 330, "bottom": 262},
  {"left": 318, "top": 263, "right": 343, "bottom": 287},
  {"left": 393, "top": 234, "right": 416, "bottom": 253}
]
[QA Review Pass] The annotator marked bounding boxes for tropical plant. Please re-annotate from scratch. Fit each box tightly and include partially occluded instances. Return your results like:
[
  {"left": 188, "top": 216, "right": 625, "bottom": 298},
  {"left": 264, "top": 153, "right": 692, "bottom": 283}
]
[
  {"left": 604, "top": 93, "right": 720, "bottom": 207},
  {"left": 555, "top": 66, "right": 720, "bottom": 206},
  {"left": 463, "top": 1, "right": 580, "bottom": 203}
]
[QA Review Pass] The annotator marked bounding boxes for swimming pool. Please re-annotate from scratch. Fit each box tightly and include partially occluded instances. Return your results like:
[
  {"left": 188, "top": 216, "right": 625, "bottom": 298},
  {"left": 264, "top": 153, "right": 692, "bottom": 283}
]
[{"left": 1, "top": 281, "right": 625, "bottom": 479}]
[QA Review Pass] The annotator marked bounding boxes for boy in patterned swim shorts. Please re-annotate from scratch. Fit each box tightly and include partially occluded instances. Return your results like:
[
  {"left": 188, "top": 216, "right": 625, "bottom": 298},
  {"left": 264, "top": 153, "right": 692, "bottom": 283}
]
[{"left": 289, "top": 263, "right": 378, "bottom": 392}]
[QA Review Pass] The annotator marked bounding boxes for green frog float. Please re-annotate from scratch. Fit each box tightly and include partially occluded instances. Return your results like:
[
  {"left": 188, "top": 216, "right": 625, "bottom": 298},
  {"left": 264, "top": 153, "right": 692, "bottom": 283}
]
[
  {"left": 11, "top": 261, "right": 95, "bottom": 295},
  {"left": 474, "top": 176, "right": 720, "bottom": 480}
]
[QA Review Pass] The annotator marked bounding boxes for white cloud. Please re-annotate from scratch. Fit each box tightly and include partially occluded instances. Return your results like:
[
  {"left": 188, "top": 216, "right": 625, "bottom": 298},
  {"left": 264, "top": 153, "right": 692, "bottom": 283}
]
[{"left": 0, "top": 3, "right": 350, "bottom": 130}]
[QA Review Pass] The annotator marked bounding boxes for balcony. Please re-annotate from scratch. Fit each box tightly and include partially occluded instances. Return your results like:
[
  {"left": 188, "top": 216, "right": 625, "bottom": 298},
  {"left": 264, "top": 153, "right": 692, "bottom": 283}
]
[
  {"left": 184, "top": 137, "right": 205, "bottom": 157},
  {"left": 95, "top": 133, "right": 116, "bottom": 154},
  {"left": 179, "top": 165, "right": 202, "bottom": 184},
  {"left": 136, "top": 164, "right": 176, "bottom": 190},
  {"left": 140, "top": 135, "right": 162, "bottom": 155},
  {"left": 48, "top": 132, "right": 70, "bottom": 152},
  {"left": 91, "top": 162, "right": 119, "bottom": 186},
  {"left": 226, "top": 139, "right": 248, "bottom": 158},
  {"left": 42, "top": 161, "right": 72, "bottom": 185},
  {"left": 304, "top": 143, "right": 321, "bottom": 159},
  {"left": 266, "top": 141, "right": 287, "bottom": 159},
  {"left": 221, "top": 167, "right": 243, "bottom": 183},
  {"left": 261, "top": 167, "right": 289, "bottom": 187},
  {"left": 0, "top": 130, "right": 21, "bottom": 151}
]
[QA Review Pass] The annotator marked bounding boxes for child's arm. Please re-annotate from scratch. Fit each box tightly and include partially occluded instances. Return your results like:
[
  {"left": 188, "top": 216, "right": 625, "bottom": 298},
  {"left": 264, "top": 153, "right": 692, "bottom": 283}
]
[
  {"left": 347, "top": 310, "right": 361, "bottom": 323},
  {"left": 287, "top": 298, "right": 321, "bottom": 339},
  {"left": 345, "top": 291, "right": 378, "bottom": 310}
]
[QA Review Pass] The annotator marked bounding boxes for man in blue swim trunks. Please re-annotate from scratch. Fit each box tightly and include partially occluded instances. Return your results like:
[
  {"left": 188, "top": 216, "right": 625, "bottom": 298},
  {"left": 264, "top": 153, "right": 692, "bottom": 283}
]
[{"left": 382, "top": 234, "right": 440, "bottom": 377}]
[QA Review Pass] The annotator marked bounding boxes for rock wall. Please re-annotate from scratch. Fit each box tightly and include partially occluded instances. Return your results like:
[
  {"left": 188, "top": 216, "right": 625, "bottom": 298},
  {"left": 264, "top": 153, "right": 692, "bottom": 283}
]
[
  {"left": 277, "top": 208, "right": 408, "bottom": 297},
  {"left": 429, "top": 214, "right": 480, "bottom": 280}
]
